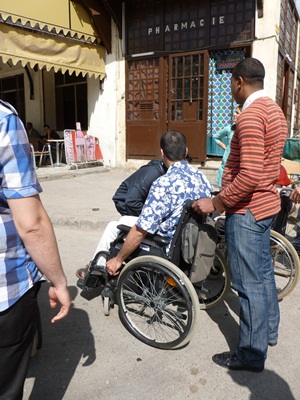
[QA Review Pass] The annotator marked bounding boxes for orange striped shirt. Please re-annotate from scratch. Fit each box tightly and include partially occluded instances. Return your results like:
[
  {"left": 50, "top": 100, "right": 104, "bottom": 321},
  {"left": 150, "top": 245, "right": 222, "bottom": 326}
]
[{"left": 212, "top": 96, "right": 288, "bottom": 220}]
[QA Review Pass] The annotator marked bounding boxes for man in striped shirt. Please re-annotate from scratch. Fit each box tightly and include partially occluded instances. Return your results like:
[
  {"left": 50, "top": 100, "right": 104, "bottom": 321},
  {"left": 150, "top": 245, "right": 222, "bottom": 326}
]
[{"left": 193, "top": 58, "right": 287, "bottom": 372}]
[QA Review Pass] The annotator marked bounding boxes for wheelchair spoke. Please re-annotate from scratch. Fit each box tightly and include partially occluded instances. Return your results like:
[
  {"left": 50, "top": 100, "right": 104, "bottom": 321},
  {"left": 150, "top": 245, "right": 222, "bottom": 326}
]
[{"left": 117, "top": 261, "right": 197, "bottom": 348}]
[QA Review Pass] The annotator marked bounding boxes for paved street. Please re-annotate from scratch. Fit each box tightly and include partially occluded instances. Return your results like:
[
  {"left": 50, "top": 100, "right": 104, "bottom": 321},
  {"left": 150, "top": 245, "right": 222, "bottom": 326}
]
[{"left": 23, "top": 167, "right": 300, "bottom": 400}]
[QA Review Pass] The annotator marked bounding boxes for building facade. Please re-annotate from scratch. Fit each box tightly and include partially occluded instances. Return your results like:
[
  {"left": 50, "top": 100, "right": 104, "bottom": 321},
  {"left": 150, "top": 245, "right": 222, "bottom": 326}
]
[{"left": 0, "top": 0, "right": 299, "bottom": 167}]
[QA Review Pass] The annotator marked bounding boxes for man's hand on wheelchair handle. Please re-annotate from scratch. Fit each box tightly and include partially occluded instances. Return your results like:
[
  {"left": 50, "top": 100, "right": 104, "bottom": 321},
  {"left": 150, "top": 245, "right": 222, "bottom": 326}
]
[
  {"left": 290, "top": 186, "right": 300, "bottom": 203},
  {"left": 192, "top": 198, "right": 215, "bottom": 214},
  {"left": 106, "top": 257, "right": 122, "bottom": 276}
]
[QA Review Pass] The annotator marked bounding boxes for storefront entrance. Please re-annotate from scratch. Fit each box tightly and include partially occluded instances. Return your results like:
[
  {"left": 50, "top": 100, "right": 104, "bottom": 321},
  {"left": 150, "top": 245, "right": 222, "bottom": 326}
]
[{"left": 126, "top": 50, "right": 209, "bottom": 163}]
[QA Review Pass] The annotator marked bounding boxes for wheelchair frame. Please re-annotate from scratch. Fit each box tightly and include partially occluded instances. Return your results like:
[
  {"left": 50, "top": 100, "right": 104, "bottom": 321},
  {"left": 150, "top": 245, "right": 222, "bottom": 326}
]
[{"left": 78, "top": 200, "right": 231, "bottom": 350}]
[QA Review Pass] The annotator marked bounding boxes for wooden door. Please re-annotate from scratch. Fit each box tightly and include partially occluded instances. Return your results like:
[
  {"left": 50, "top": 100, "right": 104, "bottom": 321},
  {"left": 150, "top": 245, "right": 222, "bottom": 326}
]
[
  {"left": 126, "top": 57, "right": 167, "bottom": 159},
  {"left": 168, "top": 51, "right": 209, "bottom": 163}
]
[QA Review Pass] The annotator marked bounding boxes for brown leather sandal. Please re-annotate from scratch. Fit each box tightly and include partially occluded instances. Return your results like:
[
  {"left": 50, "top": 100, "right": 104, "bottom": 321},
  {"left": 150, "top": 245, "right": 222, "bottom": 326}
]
[{"left": 76, "top": 264, "right": 89, "bottom": 280}]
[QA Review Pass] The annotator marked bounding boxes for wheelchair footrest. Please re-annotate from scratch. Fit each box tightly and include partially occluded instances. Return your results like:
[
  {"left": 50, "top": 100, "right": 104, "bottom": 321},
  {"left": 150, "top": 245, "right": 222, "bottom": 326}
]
[{"left": 79, "top": 283, "right": 104, "bottom": 301}]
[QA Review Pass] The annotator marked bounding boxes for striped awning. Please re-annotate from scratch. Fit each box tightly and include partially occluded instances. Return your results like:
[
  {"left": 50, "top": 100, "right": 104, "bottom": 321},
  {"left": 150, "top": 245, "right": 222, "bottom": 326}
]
[{"left": 0, "top": 22, "right": 106, "bottom": 79}]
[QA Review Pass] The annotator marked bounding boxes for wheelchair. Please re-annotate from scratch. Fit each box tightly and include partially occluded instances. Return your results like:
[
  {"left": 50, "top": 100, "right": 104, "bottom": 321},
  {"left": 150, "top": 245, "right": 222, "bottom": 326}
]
[
  {"left": 77, "top": 200, "right": 230, "bottom": 350},
  {"left": 214, "top": 186, "right": 300, "bottom": 300}
]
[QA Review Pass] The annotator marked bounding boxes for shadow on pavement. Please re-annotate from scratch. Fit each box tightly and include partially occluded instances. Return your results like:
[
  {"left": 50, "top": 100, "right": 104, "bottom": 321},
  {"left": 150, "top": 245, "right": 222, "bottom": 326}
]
[
  {"left": 207, "top": 292, "right": 295, "bottom": 399},
  {"left": 206, "top": 290, "right": 240, "bottom": 351},
  {"left": 26, "top": 284, "right": 96, "bottom": 400},
  {"left": 228, "top": 369, "right": 295, "bottom": 399}
]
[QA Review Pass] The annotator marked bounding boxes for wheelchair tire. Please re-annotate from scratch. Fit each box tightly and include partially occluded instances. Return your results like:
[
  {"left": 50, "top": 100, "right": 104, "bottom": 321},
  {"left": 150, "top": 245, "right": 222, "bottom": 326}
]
[
  {"left": 103, "top": 296, "right": 111, "bottom": 316},
  {"left": 270, "top": 230, "right": 300, "bottom": 299},
  {"left": 116, "top": 256, "right": 200, "bottom": 350},
  {"left": 285, "top": 215, "right": 300, "bottom": 242},
  {"left": 195, "top": 248, "right": 231, "bottom": 310}
]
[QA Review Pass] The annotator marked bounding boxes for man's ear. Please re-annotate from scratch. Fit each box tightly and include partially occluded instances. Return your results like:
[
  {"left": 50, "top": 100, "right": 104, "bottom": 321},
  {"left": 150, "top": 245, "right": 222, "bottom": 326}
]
[
  {"left": 161, "top": 149, "right": 164, "bottom": 158},
  {"left": 237, "top": 76, "right": 244, "bottom": 89},
  {"left": 185, "top": 147, "right": 188, "bottom": 157}
]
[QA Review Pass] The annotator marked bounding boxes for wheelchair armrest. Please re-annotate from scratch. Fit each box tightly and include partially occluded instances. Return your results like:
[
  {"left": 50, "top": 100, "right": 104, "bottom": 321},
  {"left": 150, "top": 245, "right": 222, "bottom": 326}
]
[
  {"left": 117, "top": 224, "right": 131, "bottom": 234},
  {"left": 117, "top": 224, "right": 170, "bottom": 245}
]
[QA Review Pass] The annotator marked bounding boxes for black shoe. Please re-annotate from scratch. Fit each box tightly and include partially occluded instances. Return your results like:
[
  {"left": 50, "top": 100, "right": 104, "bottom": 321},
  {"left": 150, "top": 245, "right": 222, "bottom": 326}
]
[
  {"left": 80, "top": 284, "right": 104, "bottom": 301},
  {"left": 268, "top": 342, "right": 277, "bottom": 347},
  {"left": 212, "top": 351, "right": 264, "bottom": 372}
]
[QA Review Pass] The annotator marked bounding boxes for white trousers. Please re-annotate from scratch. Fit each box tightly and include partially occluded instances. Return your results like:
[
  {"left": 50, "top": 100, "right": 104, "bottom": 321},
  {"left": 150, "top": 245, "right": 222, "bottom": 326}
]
[{"left": 93, "top": 216, "right": 138, "bottom": 261}]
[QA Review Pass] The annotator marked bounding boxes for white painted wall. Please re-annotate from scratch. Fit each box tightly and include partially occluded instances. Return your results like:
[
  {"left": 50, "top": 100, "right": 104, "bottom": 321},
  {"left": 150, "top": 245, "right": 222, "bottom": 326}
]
[
  {"left": 42, "top": 70, "right": 56, "bottom": 132},
  {"left": 252, "top": 0, "right": 281, "bottom": 100},
  {"left": 87, "top": 20, "right": 125, "bottom": 167}
]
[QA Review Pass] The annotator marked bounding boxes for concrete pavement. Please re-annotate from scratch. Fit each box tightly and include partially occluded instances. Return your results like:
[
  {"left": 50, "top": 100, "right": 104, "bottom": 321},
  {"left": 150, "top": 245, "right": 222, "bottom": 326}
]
[
  {"left": 35, "top": 160, "right": 221, "bottom": 230},
  {"left": 22, "top": 166, "right": 300, "bottom": 400}
]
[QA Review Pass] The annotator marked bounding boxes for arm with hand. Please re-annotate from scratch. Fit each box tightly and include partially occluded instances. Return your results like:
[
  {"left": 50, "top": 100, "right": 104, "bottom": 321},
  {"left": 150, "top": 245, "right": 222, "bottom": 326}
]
[
  {"left": 7, "top": 195, "right": 72, "bottom": 323},
  {"left": 213, "top": 126, "right": 231, "bottom": 151},
  {"left": 216, "top": 141, "right": 226, "bottom": 151},
  {"left": 290, "top": 186, "right": 300, "bottom": 203},
  {"left": 106, "top": 225, "right": 147, "bottom": 275}
]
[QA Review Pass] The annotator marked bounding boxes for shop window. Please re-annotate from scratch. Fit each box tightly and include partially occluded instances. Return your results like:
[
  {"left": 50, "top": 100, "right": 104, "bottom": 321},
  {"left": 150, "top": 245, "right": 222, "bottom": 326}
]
[
  {"left": 55, "top": 72, "right": 88, "bottom": 130},
  {"left": 276, "top": 52, "right": 294, "bottom": 133},
  {"left": 279, "top": 0, "right": 297, "bottom": 64},
  {"left": 169, "top": 53, "right": 206, "bottom": 121},
  {"left": 0, "top": 74, "right": 25, "bottom": 123}
]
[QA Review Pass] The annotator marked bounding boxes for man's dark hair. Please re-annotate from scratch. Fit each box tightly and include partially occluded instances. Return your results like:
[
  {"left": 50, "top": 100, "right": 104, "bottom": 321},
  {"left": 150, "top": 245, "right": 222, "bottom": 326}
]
[
  {"left": 160, "top": 130, "right": 186, "bottom": 161},
  {"left": 44, "top": 124, "right": 50, "bottom": 129},
  {"left": 232, "top": 58, "right": 265, "bottom": 86}
]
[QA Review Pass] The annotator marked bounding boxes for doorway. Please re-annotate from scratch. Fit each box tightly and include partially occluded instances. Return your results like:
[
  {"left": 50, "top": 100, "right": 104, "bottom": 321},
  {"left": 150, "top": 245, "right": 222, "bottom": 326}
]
[
  {"left": 168, "top": 51, "right": 209, "bottom": 163},
  {"left": 125, "top": 50, "right": 209, "bottom": 162}
]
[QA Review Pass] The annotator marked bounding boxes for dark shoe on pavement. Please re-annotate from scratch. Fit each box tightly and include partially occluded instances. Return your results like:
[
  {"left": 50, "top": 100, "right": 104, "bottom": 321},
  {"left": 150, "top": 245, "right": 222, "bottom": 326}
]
[
  {"left": 212, "top": 351, "right": 264, "bottom": 372},
  {"left": 268, "top": 341, "right": 277, "bottom": 347}
]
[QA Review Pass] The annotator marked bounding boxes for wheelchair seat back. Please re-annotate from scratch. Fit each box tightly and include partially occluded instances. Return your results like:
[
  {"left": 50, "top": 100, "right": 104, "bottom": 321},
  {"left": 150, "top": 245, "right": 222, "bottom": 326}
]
[
  {"left": 112, "top": 199, "right": 218, "bottom": 283},
  {"left": 169, "top": 200, "right": 218, "bottom": 282}
]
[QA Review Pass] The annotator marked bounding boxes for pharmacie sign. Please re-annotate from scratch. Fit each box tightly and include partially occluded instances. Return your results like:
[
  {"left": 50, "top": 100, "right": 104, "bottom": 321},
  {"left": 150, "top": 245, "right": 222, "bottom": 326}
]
[
  {"left": 126, "top": 0, "right": 254, "bottom": 55},
  {"left": 147, "top": 16, "right": 225, "bottom": 36}
]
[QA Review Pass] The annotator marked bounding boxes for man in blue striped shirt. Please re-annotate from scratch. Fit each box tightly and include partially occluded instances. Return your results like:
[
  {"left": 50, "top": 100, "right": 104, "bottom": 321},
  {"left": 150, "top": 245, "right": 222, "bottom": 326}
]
[{"left": 0, "top": 100, "right": 71, "bottom": 399}]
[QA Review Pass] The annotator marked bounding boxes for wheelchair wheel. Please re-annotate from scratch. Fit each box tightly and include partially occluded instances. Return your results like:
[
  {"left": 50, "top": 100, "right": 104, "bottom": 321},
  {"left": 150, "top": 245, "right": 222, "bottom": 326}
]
[
  {"left": 194, "top": 248, "right": 230, "bottom": 310},
  {"left": 285, "top": 215, "right": 300, "bottom": 242},
  {"left": 102, "top": 296, "right": 111, "bottom": 316},
  {"left": 270, "top": 230, "right": 300, "bottom": 299},
  {"left": 116, "top": 256, "right": 200, "bottom": 350}
]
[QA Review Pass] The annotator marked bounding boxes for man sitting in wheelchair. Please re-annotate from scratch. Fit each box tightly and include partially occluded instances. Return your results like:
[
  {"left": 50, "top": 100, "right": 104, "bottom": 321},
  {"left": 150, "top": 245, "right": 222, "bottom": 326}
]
[{"left": 78, "top": 130, "right": 213, "bottom": 293}]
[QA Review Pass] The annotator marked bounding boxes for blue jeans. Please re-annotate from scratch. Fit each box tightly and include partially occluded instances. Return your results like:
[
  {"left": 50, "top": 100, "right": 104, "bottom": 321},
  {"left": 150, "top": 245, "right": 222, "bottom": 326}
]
[{"left": 225, "top": 210, "right": 280, "bottom": 368}]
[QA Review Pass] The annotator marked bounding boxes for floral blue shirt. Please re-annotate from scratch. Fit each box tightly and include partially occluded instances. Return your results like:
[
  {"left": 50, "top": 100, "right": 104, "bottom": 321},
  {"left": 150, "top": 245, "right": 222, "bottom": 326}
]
[
  {"left": 0, "top": 100, "right": 43, "bottom": 311},
  {"left": 136, "top": 161, "right": 213, "bottom": 253}
]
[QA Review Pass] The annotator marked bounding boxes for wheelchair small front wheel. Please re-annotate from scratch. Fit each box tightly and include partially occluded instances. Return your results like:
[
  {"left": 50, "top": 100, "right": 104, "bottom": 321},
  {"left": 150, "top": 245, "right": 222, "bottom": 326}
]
[
  {"left": 102, "top": 296, "right": 111, "bottom": 316},
  {"left": 116, "top": 256, "right": 200, "bottom": 350}
]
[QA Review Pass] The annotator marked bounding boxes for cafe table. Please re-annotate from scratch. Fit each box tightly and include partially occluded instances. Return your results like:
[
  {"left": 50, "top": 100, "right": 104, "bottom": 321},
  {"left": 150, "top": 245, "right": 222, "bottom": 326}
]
[{"left": 46, "top": 139, "right": 65, "bottom": 167}]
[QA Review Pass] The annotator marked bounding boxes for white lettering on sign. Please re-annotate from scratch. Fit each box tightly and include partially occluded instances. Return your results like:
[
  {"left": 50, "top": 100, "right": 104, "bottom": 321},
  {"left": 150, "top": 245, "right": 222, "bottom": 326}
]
[{"left": 148, "top": 16, "right": 225, "bottom": 35}]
